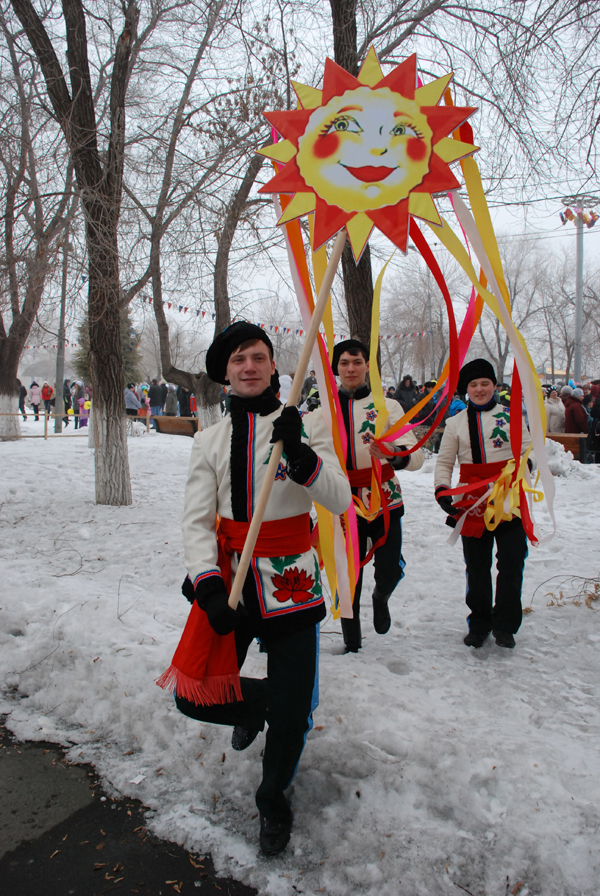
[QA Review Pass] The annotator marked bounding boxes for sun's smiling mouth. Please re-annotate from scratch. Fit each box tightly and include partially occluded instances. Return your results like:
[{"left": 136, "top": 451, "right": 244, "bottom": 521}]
[{"left": 341, "top": 164, "right": 396, "bottom": 183}]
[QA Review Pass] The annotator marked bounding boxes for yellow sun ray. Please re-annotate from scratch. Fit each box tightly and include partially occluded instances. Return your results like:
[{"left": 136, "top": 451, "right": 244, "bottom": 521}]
[
  {"left": 277, "top": 192, "right": 317, "bottom": 225},
  {"left": 434, "top": 136, "right": 479, "bottom": 163},
  {"left": 414, "top": 73, "right": 454, "bottom": 107},
  {"left": 257, "top": 140, "right": 296, "bottom": 164},
  {"left": 346, "top": 212, "right": 375, "bottom": 259},
  {"left": 291, "top": 80, "right": 323, "bottom": 110},
  {"left": 357, "top": 46, "right": 384, "bottom": 87},
  {"left": 408, "top": 193, "right": 442, "bottom": 225}
]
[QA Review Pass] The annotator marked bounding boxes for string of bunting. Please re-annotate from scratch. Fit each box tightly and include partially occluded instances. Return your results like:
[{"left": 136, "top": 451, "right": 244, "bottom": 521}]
[
  {"left": 24, "top": 341, "right": 78, "bottom": 350},
  {"left": 140, "top": 296, "right": 429, "bottom": 340}
]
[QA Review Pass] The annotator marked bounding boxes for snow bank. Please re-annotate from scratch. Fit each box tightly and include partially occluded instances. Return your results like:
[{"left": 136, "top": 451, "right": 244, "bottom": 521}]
[
  {"left": 544, "top": 437, "right": 598, "bottom": 479},
  {"left": 1, "top": 433, "right": 600, "bottom": 895}
]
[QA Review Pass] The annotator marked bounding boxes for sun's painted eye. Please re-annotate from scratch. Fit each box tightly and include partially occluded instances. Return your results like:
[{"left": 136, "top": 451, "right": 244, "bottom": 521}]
[
  {"left": 327, "top": 115, "right": 363, "bottom": 134},
  {"left": 390, "top": 122, "right": 418, "bottom": 137}
]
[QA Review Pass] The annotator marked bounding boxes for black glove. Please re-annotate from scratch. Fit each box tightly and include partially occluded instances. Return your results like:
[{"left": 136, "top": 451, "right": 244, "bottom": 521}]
[
  {"left": 182, "top": 575, "right": 195, "bottom": 603},
  {"left": 195, "top": 577, "right": 248, "bottom": 636},
  {"left": 390, "top": 445, "right": 410, "bottom": 471},
  {"left": 435, "top": 485, "right": 460, "bottom": 516},
  {"left": 271, "top": 406, "right": 304, "bottom": 461}
]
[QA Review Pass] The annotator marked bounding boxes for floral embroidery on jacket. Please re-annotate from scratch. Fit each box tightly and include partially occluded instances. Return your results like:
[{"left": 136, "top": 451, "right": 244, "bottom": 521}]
[{"left": 272, "top": 567, "right": 316, "bottom": 603}]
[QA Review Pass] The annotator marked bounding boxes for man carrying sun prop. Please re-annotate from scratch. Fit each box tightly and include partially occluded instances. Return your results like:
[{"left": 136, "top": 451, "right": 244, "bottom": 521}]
[{"left": 258, "top": 47, "right": 478, "bottom": 258}]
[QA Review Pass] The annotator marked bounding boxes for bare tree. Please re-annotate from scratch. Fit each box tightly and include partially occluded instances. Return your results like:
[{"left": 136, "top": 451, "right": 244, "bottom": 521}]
[
  {"left": 476, "top": 239, "right": 543, "bottom": 382},
  {"left": 536, "top": 251, "right": 600, "bottom": 381},
  {"left": 10, "top": 0, "right": 141, "bottom": 503},
  {"left": 0, "top": 9, "right": 75, "bottom": 437}
]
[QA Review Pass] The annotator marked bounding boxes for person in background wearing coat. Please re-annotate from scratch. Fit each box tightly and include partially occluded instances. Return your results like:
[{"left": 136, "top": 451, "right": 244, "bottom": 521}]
[
  {"left": 164, "top": 386, "right": 178, "bottom": 416},
  {"left": 148, "top": 378, "right": 163, "bottom": 429},
  {"left": 18, "top": 381, "right": 27, "bottom": 421},
  {"left": 62, "top": 379, "right": 71, "bottom": 426},
  {"left": 71, "top": 382, "right": 84, "bottom": 429},
  {"left": 565, "top": 388, "right": 588, "bottom": 434},
  {"left": 41, "top": 382, "right": 53, "bottom": 415},
  {"left": 545, "top": 388, "right": 565, "bottom": 433},
  {"left": 124, "top": 383, "right": 141, "bottom": 416},
  {"left": 177, "top": 384, "right": 191, "bottom": 418},
  {"left": 393, "top": 374, "right": 417, "bottom": 412},
  {"left": 560, "top": 384, "right": 573, "bottom": 408},
  {"left": 159, "top": 380, "right": 168, "bottom": 408},
  {"left": 29, "top": 382, "right": 42, "bottom": 420}
]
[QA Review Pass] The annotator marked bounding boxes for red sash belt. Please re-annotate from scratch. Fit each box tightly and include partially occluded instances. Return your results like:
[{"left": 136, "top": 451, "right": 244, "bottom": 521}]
[
  {"left": 347, "top": 464, "right": 395, "bottom": 488},
  {"left": 217, "top": 514, "right": 312, "bottom": 591},
  {"left": 157, "top": 513, "right": 313, "bottom": 709},
  {"left": 456, "top": 461, "right": 506, "bottom": 537}
]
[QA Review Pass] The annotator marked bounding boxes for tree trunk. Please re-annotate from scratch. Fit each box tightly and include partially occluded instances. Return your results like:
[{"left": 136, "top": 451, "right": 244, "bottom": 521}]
[
  {"left": 329, "top": 0, "right": 375, "bottom": 344},
  {"left": 86, "top": 206, "right": 131, "bottom": 505},
  {"left": 341, "top": 242, "right": 375, "bottom": 343},
  {"left": 0, "top": 337, "right": 22, "bottom": 439}
]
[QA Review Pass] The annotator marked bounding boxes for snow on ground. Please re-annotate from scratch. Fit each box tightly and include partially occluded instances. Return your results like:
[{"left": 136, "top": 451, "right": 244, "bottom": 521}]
[{"left": 1, "top": 427, "right": 600, "bottom": 896}]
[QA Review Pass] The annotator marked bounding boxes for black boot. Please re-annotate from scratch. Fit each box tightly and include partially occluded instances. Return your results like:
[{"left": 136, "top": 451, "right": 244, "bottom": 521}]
[
  {"left": 231, "top": 725, "right": 261, "bottom": 751},
  {"left": 372, "top": 586, "right": 391, "bottom": 634},
  {"left": 493, "top": 630, "right": 515, "bottom": 648},
  {"left": 341, "top": 615, "right": 362, "bottom": 652},
  {"left": 259, "top": 813, "right": 292, "bottom": 856},
  {"left": 463, "top": 630, "right": 490, "bottom": 648}
]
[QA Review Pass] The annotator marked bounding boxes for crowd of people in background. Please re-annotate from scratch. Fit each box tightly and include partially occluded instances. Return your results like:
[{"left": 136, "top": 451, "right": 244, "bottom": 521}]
[
  {"left": 16, "top": 378, "right": 92, "bottom": 427},
  {"left": 18, "top": 368, "right": 599, "bottom": 460},
  {"left": 212, "top": 367, "right": 600, "bottom": 463},
  {"left": 124, "top": 380, "right": 195, "bottom": 428}
]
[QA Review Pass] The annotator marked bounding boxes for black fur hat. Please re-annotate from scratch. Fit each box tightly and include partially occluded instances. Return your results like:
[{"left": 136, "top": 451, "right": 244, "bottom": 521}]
[
  {"left": 457, "top": 358, "right": 497, "bottom": 395},
  {"left": 332, "top": 339, "right": 369, "bottom": 375},
  {"left": 205, "top": 322, "right": 274, "bottom": 385}
]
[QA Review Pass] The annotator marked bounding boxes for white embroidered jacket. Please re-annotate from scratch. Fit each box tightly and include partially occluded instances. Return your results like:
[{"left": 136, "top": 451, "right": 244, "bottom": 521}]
[
  {"left": 324, "top": 390, "right": 424, "bottom": 516},
  {"left": 434, "top": 402, "right": 533, "bottom": 495},
  {"left": 182, "top": 404, "right": 351, "bottom": 628}
]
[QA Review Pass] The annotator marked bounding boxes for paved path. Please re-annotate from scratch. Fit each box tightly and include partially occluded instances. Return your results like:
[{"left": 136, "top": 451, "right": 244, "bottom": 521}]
[{"left": 0, "top": 724, "right": 257, "bottom": 896}]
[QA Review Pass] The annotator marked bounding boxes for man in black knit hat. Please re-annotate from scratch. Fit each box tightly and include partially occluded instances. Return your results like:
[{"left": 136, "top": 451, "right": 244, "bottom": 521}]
[
  {"left": 175, "top": 322, "right": 350, "bottom": 856},
  {"left": 327, "top": 339, "right": 423, "bottom": 653},
  {"left": 434, "top": 358, "right": 533, "bottom": 649}
]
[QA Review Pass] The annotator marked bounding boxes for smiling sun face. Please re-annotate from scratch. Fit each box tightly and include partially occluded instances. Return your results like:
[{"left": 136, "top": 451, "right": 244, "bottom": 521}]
[
  {"left": 258, "top": 49, "right": 479, "bottom": 259},
  {"left": 296, "top": 86, "right": 433, "bottom": 213}
]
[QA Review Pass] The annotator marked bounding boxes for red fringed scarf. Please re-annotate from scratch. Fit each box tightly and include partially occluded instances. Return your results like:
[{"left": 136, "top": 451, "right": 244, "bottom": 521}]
[{"left": 157, "top": 514, "right": 312, "bottom": 706}]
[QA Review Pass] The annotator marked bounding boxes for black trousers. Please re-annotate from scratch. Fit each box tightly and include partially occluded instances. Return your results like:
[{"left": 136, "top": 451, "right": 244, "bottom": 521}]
[
  {"left": 461, "top": 517, "right": 528, "bottom": 635},
  {"left": 175, "top": 622, "right": 318, "bottom": 824},
  {"left": 341, "top": 509, "right": 405, "bottom": 649}
]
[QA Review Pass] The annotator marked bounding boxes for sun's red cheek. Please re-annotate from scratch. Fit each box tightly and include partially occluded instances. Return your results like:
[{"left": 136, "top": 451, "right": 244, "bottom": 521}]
[
  {"left": 313, "top": 132, "right": 340, "bottom": 159},
  {"left": 407, "top": 138, "right": 427, "bottom": 161}
]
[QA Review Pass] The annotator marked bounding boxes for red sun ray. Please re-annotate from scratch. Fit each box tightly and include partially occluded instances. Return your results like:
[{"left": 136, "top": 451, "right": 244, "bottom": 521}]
[
  {"left": 313, "top": 197, "right": 353, "bottom": 250},
  {"left": 258, "top": 156, "right": 306, "bottom": 196},
  {"left": 414, "top": 153, "right": 461, "bottom": 194},
  {"left": 421, "top": 106, "right": 478, "bottom": 144},
  {"left": 367, "top": 200, "right": 410, "bottom": 253},
  {"left": 321, "top": 57, "right": 361, "bottom": 105},
  {"left": 376, "top": 54, "right": 417, "bottom": 100},
  {"left": 458, "top": 121, "right": 475, "bottom": 144},
  {"left": 264, "top": 109, "right": 313, "bottom": 146}
]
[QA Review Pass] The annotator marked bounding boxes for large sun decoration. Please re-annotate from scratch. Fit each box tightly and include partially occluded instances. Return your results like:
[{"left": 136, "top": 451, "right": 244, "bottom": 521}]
[{"left": 258, "top": 47, "right": 479, "bottom": 260}]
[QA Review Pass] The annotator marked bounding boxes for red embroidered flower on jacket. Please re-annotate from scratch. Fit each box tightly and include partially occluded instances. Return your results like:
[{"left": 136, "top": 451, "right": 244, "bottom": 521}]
[{"left": 272, "top": 567, "right": 315, "bottom": 603}]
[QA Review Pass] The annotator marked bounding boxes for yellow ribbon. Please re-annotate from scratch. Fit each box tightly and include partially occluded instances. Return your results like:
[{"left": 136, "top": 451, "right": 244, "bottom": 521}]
[{"left": 483, "top": 449, "right": 545, "bottom": 531}]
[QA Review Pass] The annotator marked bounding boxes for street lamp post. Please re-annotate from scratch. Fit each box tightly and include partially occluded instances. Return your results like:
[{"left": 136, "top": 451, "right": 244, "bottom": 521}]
[{"left": 560, "top": 195, "right": 599, "bottom": 382}]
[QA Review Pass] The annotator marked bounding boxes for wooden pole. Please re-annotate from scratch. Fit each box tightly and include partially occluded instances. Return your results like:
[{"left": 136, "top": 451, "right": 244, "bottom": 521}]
[{"left": 228, "top": 228, "right": 347, "bottom": 610}]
